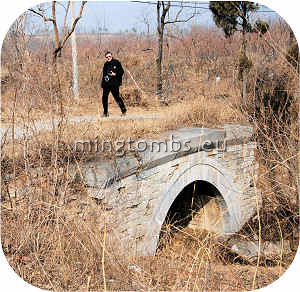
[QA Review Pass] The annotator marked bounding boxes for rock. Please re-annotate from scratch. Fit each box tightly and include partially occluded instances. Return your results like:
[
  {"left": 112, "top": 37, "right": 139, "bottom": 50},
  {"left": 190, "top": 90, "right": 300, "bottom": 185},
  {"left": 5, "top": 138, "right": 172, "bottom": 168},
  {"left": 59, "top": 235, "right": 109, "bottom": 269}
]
[{"left": 227, "top": 238, "right": 293, "bottom": 263}]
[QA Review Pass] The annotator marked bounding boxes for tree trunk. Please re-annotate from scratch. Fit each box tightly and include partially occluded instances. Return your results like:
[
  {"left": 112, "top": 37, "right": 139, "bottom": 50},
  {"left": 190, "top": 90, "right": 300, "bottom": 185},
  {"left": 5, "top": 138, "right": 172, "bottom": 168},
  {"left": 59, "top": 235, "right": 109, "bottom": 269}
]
[
  {"left": 71, "top": 1, "right": 79, "bottom": 101},
  {"left": 242, "top": 69, "right": 248, "bottom": 104},
  {"left": 156, "top": 29, "right": 164, "bottom": 104},
  {"left": 241, "top": 6, "right": 248, "bottom": 105},
  {"left": 156, "top": 1, "right": 170, "bottom": 106}
]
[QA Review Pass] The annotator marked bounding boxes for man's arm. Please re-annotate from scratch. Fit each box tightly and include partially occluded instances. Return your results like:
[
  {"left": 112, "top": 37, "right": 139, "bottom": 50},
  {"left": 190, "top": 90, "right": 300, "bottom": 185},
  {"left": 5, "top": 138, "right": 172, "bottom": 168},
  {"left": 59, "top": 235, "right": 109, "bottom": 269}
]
[
  {"left": 119, "top": 61, "right": 124, "bottom": 77},
  {"left": 115, "top": 60, "right": 124, "bottom": 77}
]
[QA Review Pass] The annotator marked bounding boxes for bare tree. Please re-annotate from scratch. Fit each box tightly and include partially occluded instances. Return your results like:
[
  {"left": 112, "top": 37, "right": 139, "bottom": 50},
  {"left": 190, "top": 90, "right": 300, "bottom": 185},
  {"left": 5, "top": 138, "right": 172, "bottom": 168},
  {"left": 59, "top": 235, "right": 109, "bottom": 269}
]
[
  {"left": 63, "top": 2, "right": 71, "bottom": 36},
  {"left": 29, "top": 1, "right": 87, "bottom": 65},
  {"left": 27, "top": 1, "right": 87, "bottom": 145},
  {"left": 28, "top": 1, "right": 86, "bottom": 116},
  {"left": 70, "top": 1, "right": 79, "bottom": 101},
  {"left": 156, "top": 1, "right": 195, "bottom": 105},
  {"left": 139, "top": 9, "right": 153, "bottom": 48},
  {"left": 2, "top": 12, "right": 30, "bottom": 74},
  {"left": 27, "top": 1, "right": 87, "bottom": 196}
]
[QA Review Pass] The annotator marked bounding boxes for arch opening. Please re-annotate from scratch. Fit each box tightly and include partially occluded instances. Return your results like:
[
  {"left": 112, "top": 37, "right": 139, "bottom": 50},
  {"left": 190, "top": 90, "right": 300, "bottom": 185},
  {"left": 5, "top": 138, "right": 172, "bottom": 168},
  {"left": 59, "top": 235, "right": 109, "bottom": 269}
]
[{"left": 158, "top": 180, "right": 228, "bottom": 248}]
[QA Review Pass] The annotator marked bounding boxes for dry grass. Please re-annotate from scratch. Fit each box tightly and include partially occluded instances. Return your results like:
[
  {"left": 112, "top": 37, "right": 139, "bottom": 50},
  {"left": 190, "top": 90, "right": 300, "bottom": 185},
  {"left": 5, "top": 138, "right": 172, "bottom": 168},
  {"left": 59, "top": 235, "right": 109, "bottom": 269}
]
[{"left": 1, "top": 20, "right": 299, "bottom": 291}]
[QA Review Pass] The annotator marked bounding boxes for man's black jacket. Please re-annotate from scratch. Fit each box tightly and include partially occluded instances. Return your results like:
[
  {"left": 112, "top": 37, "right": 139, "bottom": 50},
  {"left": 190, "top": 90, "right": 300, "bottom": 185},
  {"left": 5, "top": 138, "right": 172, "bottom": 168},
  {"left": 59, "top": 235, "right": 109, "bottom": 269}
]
[{"left": 101, "top": 58, "right": 124, "bottom": 88}]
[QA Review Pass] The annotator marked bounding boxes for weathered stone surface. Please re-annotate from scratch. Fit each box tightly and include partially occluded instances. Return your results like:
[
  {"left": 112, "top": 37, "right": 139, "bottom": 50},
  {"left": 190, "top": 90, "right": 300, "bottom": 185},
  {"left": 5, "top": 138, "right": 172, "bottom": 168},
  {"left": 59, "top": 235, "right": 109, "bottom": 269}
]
[
  {"left": 227, "top": 239, "right": 293, "bottom": 263},
  {"left": 77, "top": 125, "right": 259, "bottom": 255}
]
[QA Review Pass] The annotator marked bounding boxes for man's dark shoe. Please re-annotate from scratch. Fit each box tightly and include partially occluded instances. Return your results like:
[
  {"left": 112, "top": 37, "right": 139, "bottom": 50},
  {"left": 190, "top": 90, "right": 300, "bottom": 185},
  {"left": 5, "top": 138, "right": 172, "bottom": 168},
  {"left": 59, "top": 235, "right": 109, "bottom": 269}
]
[
  {"left": 101, "top": 113, "right": 109, "bottom": 118},
  {"left": 121, "top": 111, "right": 126, "bottom": 117}
]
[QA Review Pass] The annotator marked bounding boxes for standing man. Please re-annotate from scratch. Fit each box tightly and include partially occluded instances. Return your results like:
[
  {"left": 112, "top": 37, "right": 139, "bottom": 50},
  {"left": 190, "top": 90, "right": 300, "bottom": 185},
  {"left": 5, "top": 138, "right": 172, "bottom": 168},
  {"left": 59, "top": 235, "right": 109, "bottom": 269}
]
[{"left": 101, "top": 51, "right": 127, "bottom": 117}]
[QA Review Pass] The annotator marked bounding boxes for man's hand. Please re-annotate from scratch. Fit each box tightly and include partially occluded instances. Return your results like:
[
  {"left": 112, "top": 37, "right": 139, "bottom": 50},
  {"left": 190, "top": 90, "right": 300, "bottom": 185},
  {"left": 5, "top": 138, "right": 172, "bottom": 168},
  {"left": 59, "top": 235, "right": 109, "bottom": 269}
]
[{"left": 109, "top": 71, "right": 116, "bottom": 76}]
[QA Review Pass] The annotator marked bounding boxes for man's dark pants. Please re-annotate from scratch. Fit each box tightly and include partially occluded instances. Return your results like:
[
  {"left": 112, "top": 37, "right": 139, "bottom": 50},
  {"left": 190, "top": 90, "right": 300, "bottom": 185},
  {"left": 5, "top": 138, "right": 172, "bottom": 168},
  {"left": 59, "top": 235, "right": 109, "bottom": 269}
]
[{"left": 102, "top": 86, "right": 126, "bottom": 115}]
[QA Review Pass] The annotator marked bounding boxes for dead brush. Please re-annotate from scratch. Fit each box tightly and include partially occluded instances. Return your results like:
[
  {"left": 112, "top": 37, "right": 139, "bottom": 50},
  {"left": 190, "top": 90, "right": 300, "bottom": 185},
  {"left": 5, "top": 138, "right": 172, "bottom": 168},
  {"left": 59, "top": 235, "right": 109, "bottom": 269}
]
[
  {"left": 120, "top": 87, "right": 147, "bottom": 107},
  {"left": 237, "top": 56, "right": 299, "bottom": 269},
  {"left": 1, "top": 19, "right": 299, "bottom": 291}
]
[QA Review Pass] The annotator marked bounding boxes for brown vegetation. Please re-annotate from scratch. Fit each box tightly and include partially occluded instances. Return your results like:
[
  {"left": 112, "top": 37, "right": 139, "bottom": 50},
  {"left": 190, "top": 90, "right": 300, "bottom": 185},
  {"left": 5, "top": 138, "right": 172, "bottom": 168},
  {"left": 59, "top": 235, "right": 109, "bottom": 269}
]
[{"left": 1, "top": 17, "right": 299, "bottom": 291}]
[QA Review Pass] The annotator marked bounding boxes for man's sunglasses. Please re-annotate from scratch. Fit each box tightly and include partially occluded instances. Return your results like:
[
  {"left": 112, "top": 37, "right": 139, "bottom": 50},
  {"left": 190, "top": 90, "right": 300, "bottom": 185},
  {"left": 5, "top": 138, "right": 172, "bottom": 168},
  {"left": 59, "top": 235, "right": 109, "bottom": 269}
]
[{"left": 105, "top": 55, "right": 112, "bottom": 59}]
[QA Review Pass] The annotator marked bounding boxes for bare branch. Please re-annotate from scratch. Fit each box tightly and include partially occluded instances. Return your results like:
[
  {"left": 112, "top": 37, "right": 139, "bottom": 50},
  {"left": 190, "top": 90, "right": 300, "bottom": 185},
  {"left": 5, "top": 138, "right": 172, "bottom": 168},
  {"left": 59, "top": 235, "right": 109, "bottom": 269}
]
[
  {"left": 52, "top": 1, "right": 60, "bottom": 51},
  {"left": 157, "top": 2, "right": 162, "bottom": 34},
  {"left": 29, "top": 1, "right": 87, "bottom": 63},
  {"left": 164, "top": 13, "right": 194, "bottom": 25},
  {"left": 28, "top": 8, "right": 55, "bottom": 22},
  {"left": 164, "top": 1, "right": 195, "bottom": 25},
  {"left": 231, "top": 2, "right": 251, "bottom": 27},
  {"left": 63, "top": 2, "right": 71, "bottom": 35},
  {"left": 56, "top": 1, "right": 70, "bottom": 11},
  {"left": 160, "top": 1, "right": 171, "bottom": 30},
  {"left": 174, "top": 2, "right": 184, "bottom": 21},
  {"left": 155, "top": 0, "right": 194, "bottom": 104},
  {"left": 162, "top": 1, "right": 171, "bottom": 19},
  {"left": 60, "top": 1, "right": 87, "bottom": 49}
]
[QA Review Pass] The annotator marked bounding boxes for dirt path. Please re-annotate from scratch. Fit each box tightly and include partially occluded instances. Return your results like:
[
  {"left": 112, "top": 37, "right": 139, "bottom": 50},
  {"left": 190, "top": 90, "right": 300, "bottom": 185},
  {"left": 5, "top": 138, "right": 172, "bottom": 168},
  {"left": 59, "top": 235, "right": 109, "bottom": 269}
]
[{"left": 0, "top": 113, "right": 161, "bottom": 143}]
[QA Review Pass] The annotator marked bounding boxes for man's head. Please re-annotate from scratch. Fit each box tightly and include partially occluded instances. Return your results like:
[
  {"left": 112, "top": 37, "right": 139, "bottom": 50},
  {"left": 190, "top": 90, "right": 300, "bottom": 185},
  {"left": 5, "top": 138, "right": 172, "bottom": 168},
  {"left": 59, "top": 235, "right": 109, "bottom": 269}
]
[{"left": 105, "top": 51, "right": 113, "bottom": 62}]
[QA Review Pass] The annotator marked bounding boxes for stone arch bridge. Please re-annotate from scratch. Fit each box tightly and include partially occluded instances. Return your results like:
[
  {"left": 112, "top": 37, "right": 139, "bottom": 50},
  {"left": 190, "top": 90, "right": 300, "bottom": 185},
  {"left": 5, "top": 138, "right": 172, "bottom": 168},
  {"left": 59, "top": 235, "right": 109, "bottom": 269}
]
[{"left": 78, "top": 124, "right": 258, "bottom": 255}]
